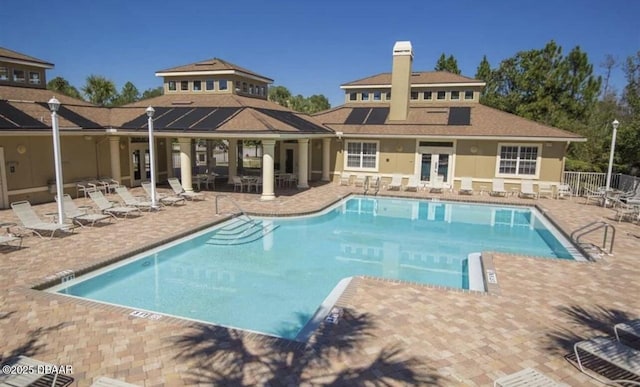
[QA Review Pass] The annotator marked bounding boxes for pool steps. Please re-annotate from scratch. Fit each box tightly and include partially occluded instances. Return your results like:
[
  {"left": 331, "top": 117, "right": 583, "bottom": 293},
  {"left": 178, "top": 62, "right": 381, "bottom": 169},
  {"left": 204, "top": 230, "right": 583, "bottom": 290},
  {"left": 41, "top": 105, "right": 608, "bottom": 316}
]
[{"left": 206, "top": 217, "right": 278, "bottom": 246}]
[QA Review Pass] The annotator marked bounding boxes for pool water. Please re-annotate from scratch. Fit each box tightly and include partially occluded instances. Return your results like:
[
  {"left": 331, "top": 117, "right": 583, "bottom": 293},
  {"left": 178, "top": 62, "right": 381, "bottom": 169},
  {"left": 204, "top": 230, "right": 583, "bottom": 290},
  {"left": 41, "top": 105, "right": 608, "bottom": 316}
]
[{"left": 51, "top": 197, "right": 577, "bottom": 340}]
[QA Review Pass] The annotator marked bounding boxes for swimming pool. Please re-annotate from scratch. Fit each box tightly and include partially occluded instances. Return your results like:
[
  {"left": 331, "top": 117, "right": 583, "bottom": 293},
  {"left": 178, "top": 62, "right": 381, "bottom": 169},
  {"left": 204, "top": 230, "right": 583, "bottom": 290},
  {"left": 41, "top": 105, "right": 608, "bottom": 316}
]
[{"left": 48, "top": 197, "right": 580, "bottom": 340}]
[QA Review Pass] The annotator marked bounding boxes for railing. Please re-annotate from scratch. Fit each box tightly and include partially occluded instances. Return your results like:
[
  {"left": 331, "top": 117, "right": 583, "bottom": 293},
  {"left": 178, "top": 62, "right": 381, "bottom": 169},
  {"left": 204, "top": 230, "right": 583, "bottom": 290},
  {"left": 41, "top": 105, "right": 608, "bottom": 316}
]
[
  {"left": 214, "top": 194, "right": 253, "bottom": 222},
  {"left": 363, "top": 176, "right": 381, "bottom": 196},
  {"left": 562, "top": 172, "right": 640, "bottom": 197},
  {"left": 570, "top": 221, "right": 616, "bottom": 255}
]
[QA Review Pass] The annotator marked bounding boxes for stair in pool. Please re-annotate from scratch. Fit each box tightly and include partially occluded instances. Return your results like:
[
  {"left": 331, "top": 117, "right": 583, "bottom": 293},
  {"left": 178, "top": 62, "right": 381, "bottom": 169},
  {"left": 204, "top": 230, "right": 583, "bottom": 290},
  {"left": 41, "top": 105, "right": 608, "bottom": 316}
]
[{"left": 207, "top": 217, "right": 278, "bottom": 245}]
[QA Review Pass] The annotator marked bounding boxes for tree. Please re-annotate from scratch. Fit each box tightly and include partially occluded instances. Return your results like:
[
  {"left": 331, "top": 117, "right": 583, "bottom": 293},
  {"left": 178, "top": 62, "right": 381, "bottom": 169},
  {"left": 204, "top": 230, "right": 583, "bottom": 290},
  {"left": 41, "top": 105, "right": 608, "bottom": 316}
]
[
  {"left": 475, "top": 55, "right": 498, "bottom": 105},
  {"left": 616, "top": 51, "right": 640, "bottom": 174},
  {"left": 141, "top": 86, "right": 164, "bottom": 100},
  {"left": 435, "top": 53, "right": 461, "bottom": 74},
  {"left": 82, "top": 75, "right": 117, "bottom": 106},
  {"left": 47, "top": 77, "right": 83, "bottom": 100},
  {"left": 110, "top": 81, "right": 140, "bottom": 106},
  {"left": 268, "top": 85, "right": 292, "bottom": 107},
  {"left": 305, "top": 94, "right": 331, "bottom": 113}
]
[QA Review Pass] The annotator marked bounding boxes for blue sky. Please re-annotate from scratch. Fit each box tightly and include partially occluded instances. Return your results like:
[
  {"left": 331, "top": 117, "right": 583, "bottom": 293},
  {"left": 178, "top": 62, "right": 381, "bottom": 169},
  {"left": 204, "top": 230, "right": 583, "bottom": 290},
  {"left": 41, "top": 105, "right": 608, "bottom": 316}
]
[{"left": 3, "top": 0, "right": 639, "bottom": 107}]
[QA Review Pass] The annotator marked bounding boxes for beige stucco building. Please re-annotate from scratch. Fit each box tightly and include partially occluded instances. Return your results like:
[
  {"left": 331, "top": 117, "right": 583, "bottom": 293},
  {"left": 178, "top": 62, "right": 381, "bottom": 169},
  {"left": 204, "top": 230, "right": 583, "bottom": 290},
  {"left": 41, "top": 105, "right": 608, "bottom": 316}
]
[{"left": 0, "top": 42, "right": 584, "bottom": 208}]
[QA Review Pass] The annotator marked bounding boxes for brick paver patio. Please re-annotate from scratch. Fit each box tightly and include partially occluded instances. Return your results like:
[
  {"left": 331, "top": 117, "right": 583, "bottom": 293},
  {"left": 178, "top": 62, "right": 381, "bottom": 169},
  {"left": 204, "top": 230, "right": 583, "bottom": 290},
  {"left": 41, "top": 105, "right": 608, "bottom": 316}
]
[{"left": 0, "top": 182, "right": 638, "bottom": 386}]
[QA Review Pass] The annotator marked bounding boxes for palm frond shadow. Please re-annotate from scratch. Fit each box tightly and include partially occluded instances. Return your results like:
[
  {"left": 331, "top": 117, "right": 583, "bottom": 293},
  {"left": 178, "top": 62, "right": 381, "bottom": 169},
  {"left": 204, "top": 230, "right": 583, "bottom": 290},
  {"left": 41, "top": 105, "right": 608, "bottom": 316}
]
[
  {"left": 173, "top": 308, "right": 442, "bottom": 385},
  {"left": 0, "top": 322, "right": 67, "bottom": 365}
]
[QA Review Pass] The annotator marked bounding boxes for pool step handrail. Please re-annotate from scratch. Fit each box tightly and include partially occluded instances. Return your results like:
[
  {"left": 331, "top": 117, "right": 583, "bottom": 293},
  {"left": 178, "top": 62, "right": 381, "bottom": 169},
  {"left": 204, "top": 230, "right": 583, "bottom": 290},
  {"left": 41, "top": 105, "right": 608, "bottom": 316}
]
[
  {"left": 570, "top": 221, "right": 616, "bottom": 255},
  {"left": 207, "top": 221, "right": 278, "bottom": 246},
  {"left": 363, "top": 176, "right": 380, "bottom": 196},
  {"left": 215, "top": 194, "right": 253, "bottom": 222}
]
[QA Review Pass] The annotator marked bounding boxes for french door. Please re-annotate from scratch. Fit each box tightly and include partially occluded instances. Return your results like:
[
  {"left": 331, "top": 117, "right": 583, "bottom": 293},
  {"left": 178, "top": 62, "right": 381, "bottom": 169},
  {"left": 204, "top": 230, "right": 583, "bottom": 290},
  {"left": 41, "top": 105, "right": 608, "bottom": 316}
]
[{"left": 420, "top": 153, "right": 450, "bottom": 182}]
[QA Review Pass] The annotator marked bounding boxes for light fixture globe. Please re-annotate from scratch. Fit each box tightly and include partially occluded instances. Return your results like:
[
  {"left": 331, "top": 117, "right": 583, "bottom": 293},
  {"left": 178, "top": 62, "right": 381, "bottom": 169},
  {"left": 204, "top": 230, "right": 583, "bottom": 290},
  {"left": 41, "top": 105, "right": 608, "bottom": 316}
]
[
  {"left": 612, "top": 119, "right": 619, "bottom": 130},
  {"left": 145, "top": 106, "right": 155, "bottom": 118},
  {"left": 48, "top": 97, "right": 60, "bottom": 112}
]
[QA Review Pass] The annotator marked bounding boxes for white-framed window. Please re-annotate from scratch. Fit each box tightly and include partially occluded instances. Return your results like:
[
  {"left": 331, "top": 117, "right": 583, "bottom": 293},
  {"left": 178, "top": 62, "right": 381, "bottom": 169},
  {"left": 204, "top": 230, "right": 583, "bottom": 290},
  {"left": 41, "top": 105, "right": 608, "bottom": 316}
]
[
  {"left": 205, "top": 80, "right": 215, "bottom": 91},
  {"left": 344, "top": 140, "right": 379, "bottom": 171},
  {"left": 28, "top": 71, "right": 41, "bottom": 84},
  {"left": 450, "top": 91, "right": 460, "bottom": 100},
  {"left": 410, "top": 91, "right": 418, "bottom": 100},
  {"left": 0, "top": 66, "right": 8, "bottom": 80},
  {"left": 193, "top": 80, "right": 202, "bottom": 91},
  {"left": 361, "top": 92, "right": 369, "bottom": 101},
  {"left": 436, "top": 91, "right": 446, "bottom": 100},
  {"left": 219, "top": 79, "right": 228, "bottom": 90},
  {"left": 180, "top": 81, "right": 188, "bottom": 91},
  {"left": 423, "top": 91, "right": 432, "bottom": 100},
  {"left": 13, "top": 69, "right": 25, "bottom": 82},
  {"left": 464, "top": 90, "right": 474, "bottom": 100},
  {"left": 349, "top": 92, "right": 357, "bottom": 101},
  {"left": 168, "top": 81, "right": 176, "bottom": 91},
  {"left": 373, "top": 91, "right": 381, "bottom": 101},
  {"left": 496, "top": 143, "right": 541, "bottom": 178}
]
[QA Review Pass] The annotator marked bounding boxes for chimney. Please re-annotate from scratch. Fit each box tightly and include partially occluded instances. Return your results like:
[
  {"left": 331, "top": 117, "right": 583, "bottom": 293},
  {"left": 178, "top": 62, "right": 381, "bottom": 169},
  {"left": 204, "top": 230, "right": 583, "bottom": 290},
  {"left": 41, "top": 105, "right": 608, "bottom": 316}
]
[{"left": 389, "top": 41, "right": 413, "bottom": 121}]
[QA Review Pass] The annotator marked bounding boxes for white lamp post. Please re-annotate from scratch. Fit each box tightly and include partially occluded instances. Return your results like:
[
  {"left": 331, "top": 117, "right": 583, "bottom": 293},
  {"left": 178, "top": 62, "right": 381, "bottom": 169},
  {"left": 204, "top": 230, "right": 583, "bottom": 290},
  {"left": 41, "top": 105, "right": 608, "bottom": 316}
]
[
  {"left": 48, "top": 97, "right": 65, "bottom": 225},
  {"left": 146, "top": 106, "right": 158, "bottom": 208},
  {"left": 605, "top": 119, "right": 619, "bottom": 191}
]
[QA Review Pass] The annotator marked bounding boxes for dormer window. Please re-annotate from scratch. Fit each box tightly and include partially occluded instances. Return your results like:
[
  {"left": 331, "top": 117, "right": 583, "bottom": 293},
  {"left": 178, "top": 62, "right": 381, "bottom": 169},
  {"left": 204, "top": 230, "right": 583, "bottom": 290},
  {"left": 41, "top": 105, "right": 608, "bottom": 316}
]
[
  {"left": 373, "top": 91, "right": 381, "bottom": 101},
  {"left": 219, "top": 79, "right": 228, "bottom": 90},
  {"left": 451, "top": 91, "right": 460, "bottom": 100},
  {"left": 193, "top": 80, "right": 202, "bottom": 91},
  {"left": 180, "top": 81, "right": 188, "bottom": 91},
  {"left": 206, "top": 80, "right": 214, "bottom": 91},
  {"left": 28, "top": 72, "right": 41, "bottom": 84},
  {"left": 242, "top": 82, "right": 248, "bottom": 93},
  {"left": 168, "top": 81, "right": 176, "bottom": 91},
  {"left": 437, "top": 91, "right": 446, "bottom": 100},
  {"left": 0, "top": 66, "right": 7, "bottom": 80},
  {"left": 362, "top": 92, "right": 369, "bottom": 101},
  {"left": 349, "top": 92, "right": 357, "bottom": 101},
  {"left": 13, "top": 69, "right": 25, "bottom": 83},
  {"left": 464, "top": 90, "right": 474, "bottom": 100},
  {"left": 410, "top": 91, "right": 418, "bottom": 100},
  {"left": 386, "top": 92, "right": 391, "bottom": 100},
  {"left": 423, "top": 91, "right": 432, "bottom": 100}
]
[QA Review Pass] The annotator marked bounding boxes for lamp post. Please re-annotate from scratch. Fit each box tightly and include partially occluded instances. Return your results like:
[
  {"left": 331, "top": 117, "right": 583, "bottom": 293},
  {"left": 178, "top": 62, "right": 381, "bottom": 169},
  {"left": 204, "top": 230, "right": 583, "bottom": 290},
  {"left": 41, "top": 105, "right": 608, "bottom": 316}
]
[
  {"left": 605, "top": 119, "right": 619, "bottom": 191},
  {"left": 48, "top": 97, "right": 65, "bottom": 225},
  {"left": 146, "top": 106, "right": 158, "bottom": 208}
]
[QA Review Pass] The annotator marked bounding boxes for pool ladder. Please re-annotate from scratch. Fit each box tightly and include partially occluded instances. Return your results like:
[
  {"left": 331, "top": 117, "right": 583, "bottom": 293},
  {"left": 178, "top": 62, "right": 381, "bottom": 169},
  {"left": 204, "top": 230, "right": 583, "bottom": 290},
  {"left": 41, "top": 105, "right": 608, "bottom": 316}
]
[
  {"left": 570, "top": 221, "right": 616, "bottom": 256},
  {"left": 214, "top": 194, "right": 253, "bottom": 221},
  {"left": 363, "top": 176, "right": 381, "bottom": 196}
]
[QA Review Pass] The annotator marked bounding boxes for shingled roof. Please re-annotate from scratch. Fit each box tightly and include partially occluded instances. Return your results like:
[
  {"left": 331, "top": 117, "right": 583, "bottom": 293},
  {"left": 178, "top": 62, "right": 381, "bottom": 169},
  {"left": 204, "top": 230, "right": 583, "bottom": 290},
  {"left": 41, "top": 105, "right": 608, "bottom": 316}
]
[
  {"left": 156, "top": 58, "right": 273, "bottom": 83},
  {"left": 0, "top": 47, "right": 54, "bottom": 68}
]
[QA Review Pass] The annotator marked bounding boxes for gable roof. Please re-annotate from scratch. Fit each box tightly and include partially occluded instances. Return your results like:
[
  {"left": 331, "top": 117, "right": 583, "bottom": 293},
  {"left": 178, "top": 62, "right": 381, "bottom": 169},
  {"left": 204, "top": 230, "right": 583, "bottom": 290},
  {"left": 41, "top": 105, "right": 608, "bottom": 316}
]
[
  {"left": 156, "top": 58, "right": 273, "bottom": 83},
  {"left": 0, "top": 47, "right": 54, "bottom": 68},
  {"left": 341, "top": 71, "right": 484, "bottom": 88}
]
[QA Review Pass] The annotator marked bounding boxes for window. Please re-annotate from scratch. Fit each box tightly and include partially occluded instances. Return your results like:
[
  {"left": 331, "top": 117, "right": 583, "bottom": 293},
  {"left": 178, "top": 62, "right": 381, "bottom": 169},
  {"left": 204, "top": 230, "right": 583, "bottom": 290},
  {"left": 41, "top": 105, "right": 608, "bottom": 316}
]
[
  {"left": 361, "top": 92, "right": 369, "bottom": 101},
  {"left": 0, "top": 66, "right": 7, "bottom": 80},
  {"left": 249, "top": 84, "right": 254, "bottom": 94},
  {"left": 450, "top": 91, "right": 460, "bottom": 100},
  {"left": 436, "top": 91, "right": 446, "bottom": 100},
  {"left": 497, "top": 144, "right": 539, "bottom": 176},
  {"left": 410, "top": 91, "right": 418, "bottom": 100},
  {"left": 423, "top": 91, "right": 432, "bottom": 100},
  {"left": 386, "top": 92, "right": 391, "bottom": 100},
  {"left": 168, "top": 81, "right": 176, "bottom": 91},
  {"left": 29, "top": 72, "right": 41, "bottom": 84},
  {"left": 464, "top": 90, "right": 474, "bottom": 100},
  {"left": 13, "top": 69, "right": 25, "bottom": 82},
  {"left": 206, "top": 80, "right": 215, "bottom": 91},
  {"left": 346, "top": 141, "right": 378, "bottom": 170},
  {"left": 373, "top": 91, "right": 381, "bottom": 101},
  {"left": 349, "top": 92, "right": 357, "bottom": 101},
  {"left": 193, "top": 80, "right": 202, "bottom": 91},
  {"left": 242, "top": 82, "right": 248, "bottom": 92},
  {"left": 219, "top": 79, "right": 228, "bottom": 90},
  {"left": 180, "top": 81, "right": 188, "bottom": 91}
]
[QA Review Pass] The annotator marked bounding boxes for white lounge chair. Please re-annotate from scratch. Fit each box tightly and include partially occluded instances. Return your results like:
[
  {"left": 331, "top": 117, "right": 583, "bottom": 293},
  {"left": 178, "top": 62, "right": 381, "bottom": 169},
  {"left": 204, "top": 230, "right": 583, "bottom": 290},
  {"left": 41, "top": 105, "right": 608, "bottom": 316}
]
[
  {"left": 141, "top": 182, "right": 186, "bottom": 206},
  {"left": 404, "top": 176, "right": 419, "bottom": 191},
  {"left": 387, "top": 174, "right": 402, "bottom": 190},
  {"left": 494, "top": 367, "right": 567, "bottom": 387},
  {"left": 168, "top": 177, "right": 205, "bottom": 200},
  {"left": 574, "top": 336, "right": 640, "bottom": 384},
  {"left": 555, "top": 184, "right": 572, "bottom": 199},
  {"left": 584, "top": 186, "right": 607, "bottom": 206},
  {"left": 57, "top": 194, "right": 112, "bottom": 227},
  {"left": 10, "top": 201, "right": 73, "bottom": 239},
  {"left": 519, "top": 180, "right": 538, "bottom": 199},
  {"left": 428, "top": 175, "right": 444, "bottom": 193},
  {"left": 353, "top": 175, "right": 366, "bottom": 187},
  {"left": 339, "top": 172, "right": 351, "bottom": 186},
  {"left": 491, "top": 178, "right": 507, "bottom": 197},
  {"left": 537, "top": 183, "right": 554, "bottom": 198},
  {"left": 89, "top": 191, "right": 142, "bottom": 218},
  {"left": 458, "top": 177, "right": 474, "bottom": 195},
  {"left": 114, "top": 187, "right": 156, "bottom": 211}
]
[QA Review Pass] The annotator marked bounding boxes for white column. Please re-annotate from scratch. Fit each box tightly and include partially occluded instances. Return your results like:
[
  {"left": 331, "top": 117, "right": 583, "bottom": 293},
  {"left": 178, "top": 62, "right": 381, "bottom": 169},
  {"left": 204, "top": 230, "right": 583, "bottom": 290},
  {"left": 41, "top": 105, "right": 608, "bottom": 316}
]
[
  {"left": 261, "top": 139, "right": 276, "bottom": 201},
  {"left": 297, "top": 138, "right": 309, "bottom": 189},
  {"left": 228, "top": 139, "right": 238, "bottom": 184},
  {"left": 108, "top": 136, "right": 122, "bottom": 183},
  {"left": 322, "top": 138, "right": 331, "bottom": 182},
  {"left": 178, "top": 137, "right": 193, "bottom": 192}
]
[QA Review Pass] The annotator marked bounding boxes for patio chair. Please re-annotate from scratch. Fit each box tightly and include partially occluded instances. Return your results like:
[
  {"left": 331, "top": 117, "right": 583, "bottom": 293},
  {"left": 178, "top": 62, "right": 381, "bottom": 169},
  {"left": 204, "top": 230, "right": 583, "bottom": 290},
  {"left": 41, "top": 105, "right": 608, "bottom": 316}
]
[
  {"left": 494, "top": 367, "right": 567, "bottom": 387},
  {"left": 76, "top": 180, "right": 98, "bottom": 198},
  {"left": 0, "top": 222, "right": 22, "bottom": 249},
  {"left": 141, "top": 182, "right": 186, "bottom": 206},
  {"left": 56, "top": 194, "right": 112, "bottom": 227},
  {"left": 232, "top": 176, "right": 244, "bottom": 192},
  {"left": 537, "top": 183, "right": 554, "bottom": 198},
  {"left": 248, "top": 177, "right": 263, "bottom": 192},
  {"left": 574, "top": 336, "right": 640, "bottom": 385},
  {"left": 555, "top": 184, "right": 573, "bottom": 199},
  {"left": 490, "top": 178, "right": 507, "bottom": 197},
  {"left": 387, "top": 174, "right": 402, "bottom": 190},
  {"left": 114, "top": 187, "right": 156, "bottom": 211},
  {"left": 404, "top": 176, "right": 419, "bottom": 191},
  {"left": 339, "top": 172, "right": 351, "bottom": 186},
  {"left": 458, "top": 177, "right": 474, "bottom": 195},
  {"left": 89, "top": 191, "right": 142, "bottom": 218},
  {"left": 428, "top": 175, "right": 445, "bottom": 193},
  {"left": 168, "top": 177, "right": 205, "bottom": 201},
  {"left": 584, "top": 186, "right": 607, "bottom": 206},
  {"left": 353, "top": 175, "right": 366, "bottom": 187},
  {"left": 519, "top": 180, "right": 538, "bottom": 199},
  {"left": 10, "top": 201, "right": 73, "bottom": 239}
]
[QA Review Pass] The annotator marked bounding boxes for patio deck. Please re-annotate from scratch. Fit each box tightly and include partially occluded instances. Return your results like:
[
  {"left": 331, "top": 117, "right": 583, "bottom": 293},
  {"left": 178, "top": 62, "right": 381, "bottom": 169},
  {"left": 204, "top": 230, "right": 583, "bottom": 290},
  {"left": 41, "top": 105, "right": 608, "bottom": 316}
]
[{"left": 0, "top": 182, "right": 638, "bottom": 386}]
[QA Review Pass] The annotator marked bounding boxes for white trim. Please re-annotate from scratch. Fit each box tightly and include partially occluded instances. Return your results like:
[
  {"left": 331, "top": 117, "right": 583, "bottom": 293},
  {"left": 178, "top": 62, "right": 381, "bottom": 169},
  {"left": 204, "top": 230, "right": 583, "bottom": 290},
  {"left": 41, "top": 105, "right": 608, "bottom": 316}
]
[
  {"left": 343, "top": 140, "right": 380, "bottom": 172},
  {"left": 0, "top": 58, "right": 53, "bottom": 69},
  {"left": 155, "top": 70, "right": 273, "bottom": 84},
  {"left": 495, "top": 142, "right": 542, "bottom": 179},
  {"left": 0, "top": 147, "right": 7, "bottom": 208},
  {"left": 340, "top": 82, "right": 485, "bottom": 89},
  {"left": 332, "top": 133, "right": 586, "bottom": 142}
]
